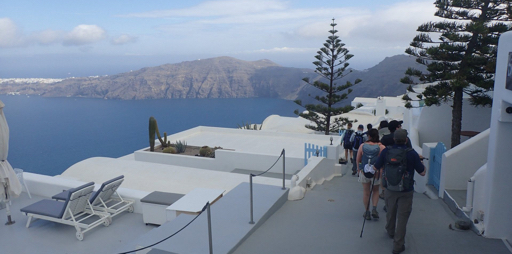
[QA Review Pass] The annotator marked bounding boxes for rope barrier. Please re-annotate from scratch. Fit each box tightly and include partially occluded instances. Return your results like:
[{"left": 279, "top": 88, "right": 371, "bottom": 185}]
[
  {"left": 118, "top": 202, "right": 209, "bottom": 254},
  {"left": 251, "top": 152, "right": 283, "bottom": 177}
]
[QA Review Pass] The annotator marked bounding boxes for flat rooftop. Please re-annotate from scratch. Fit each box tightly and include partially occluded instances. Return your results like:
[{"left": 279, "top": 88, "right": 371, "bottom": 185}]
[{"left": 154, "top": 126, "right": 340, "bottom": 158}]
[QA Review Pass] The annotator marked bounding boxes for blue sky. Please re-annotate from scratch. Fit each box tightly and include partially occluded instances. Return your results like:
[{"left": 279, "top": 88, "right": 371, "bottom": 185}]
[{"left": 0, "top": 0, "right": 438, "bottom": 78}]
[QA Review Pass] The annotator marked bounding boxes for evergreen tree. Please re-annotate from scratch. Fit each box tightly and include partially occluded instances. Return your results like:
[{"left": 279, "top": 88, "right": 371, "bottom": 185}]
[
  {"left": 295, "top": 19, "right": 361, "bottom": 135},
  {"left": 402, "top": 0, "right": 512, "bottom": 148}
]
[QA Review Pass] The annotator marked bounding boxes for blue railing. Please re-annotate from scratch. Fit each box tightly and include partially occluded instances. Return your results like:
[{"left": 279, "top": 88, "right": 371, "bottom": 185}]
[
  {"left": 304, "top": 143, "right": 327, "bottom": 165},
  {"left": 428, "top": 142, "right": 446, "bottom": 191}
]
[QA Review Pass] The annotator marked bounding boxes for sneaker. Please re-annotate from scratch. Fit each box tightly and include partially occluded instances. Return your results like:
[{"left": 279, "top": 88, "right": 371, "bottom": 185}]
[
  {"left": 372, "top": 209, "right": 379, "bottom": 219},
  {"left": 392, "top": 245, "right": 405, "bottom": 254},
  {"left": 363, "top": 211, "right": 371, "bottom": 220},
  {"left": 352, "top": 171, "right": 357, "bottom": 176},
  {"left": 350, "top": 158, "right": 354, "bottom": 163},
  {"left": 383, "top": 206, "right": 387, "bottom": 212},
  {"left": 379, "top": 192, "right": 385, "bottom": 200}
]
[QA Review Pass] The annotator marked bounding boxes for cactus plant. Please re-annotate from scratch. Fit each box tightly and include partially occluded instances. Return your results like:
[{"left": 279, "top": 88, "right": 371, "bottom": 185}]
[
  {"left": 163, "top": 147, "right": 177, "bottom": 154},
  {"left": 174, "top": 140, "right": 187, "bottom": 153},
  {"left": 149, "top": 116, "right": 169, "bottom": 151},
  {"left": 149, "top": 117, "right": 156, "bottom": 151},
  {"left": 199, "top": 146, "right": 213, "bottom": 157}
]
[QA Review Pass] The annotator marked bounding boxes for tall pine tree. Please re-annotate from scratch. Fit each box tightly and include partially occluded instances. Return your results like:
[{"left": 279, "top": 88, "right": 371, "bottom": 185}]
[
  {"left": 402, "top": 0, "right": 512, "bottom": 148},
  {"left": 295, "top": 19, "right": 361, "bottom": 135}
]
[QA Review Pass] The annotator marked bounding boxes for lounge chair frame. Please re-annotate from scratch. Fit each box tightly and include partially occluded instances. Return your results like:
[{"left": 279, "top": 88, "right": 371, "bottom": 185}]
[
  {"left": 22, "top": 183, "right": 110, "bottom": 241},
  {"left": 53, "top": 176, "right": 134, "bottom": 219},
  {"left": 89, "top": 177, "right": 134, "bottom": 218}
]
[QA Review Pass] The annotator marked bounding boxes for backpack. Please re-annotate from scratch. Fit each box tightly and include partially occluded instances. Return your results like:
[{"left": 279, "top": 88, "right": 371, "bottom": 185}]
[
  {"left": 383, "top": 147, "right": 414, "bottom": 191},
  {"left": 343, "top": 129, "right": 354, "bottom": 147},
  {"left": 352, "top": 132, "right": 364, "bottom": 150},
  {"left": 361, "top": 144, "right": 380, "bottom": 178}
]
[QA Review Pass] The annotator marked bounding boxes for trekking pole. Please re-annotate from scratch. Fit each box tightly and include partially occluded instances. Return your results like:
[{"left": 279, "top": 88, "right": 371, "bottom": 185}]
[{"left": 360, "top": 174, "right": 377, "bottom": 238}]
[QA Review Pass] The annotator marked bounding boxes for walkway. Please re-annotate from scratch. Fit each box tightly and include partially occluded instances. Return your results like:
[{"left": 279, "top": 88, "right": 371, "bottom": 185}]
[{"left": 233, "top": 167, "right": 510, "bottom": 254}]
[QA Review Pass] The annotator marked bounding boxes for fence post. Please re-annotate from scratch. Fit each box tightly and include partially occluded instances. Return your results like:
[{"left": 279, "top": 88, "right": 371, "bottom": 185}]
[
  {"left": 304, "top": 143, "right": 307, "bottom": 166},
  {"left": 207, "top": 202, "right": 213, "bottom": 254},
  {"left": 249, "top": 174, "right": 254, "bottom": 224},
  {"left": 282, "top": 149, "right": 286, "bottom": 190}
]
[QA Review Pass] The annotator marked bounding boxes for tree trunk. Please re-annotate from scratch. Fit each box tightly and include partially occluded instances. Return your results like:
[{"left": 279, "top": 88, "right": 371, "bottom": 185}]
[{"left": 451, "top": 87, "right": 463, "bottom": 148}]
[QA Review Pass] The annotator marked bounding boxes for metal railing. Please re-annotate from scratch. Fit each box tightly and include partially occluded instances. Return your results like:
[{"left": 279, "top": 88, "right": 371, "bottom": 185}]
[
  {"left": 119, "top": 201, "right": 214, "bottom": 254},
  {"left": 249, "top": 149, "right": 286, "bottom": 224}
]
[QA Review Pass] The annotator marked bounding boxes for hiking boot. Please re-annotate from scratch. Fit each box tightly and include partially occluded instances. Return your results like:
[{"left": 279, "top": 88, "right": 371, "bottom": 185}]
[
  {"left": 392, "top": 245, "right": 405, "bottom": 254},
  {"left": 372, "top": 209, "right": 379, "bottom": 219},
  {"left": 363, "top": 211, "right": 371, "bottom": 220}
]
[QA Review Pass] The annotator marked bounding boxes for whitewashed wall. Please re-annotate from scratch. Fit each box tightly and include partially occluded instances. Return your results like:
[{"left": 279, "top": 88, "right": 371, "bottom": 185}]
[
  {"left": 134, "top": 149, "right": 304, "bottom": 174},
  {"left": 439, "top": 129, "right": 489, "bottom": 196},
  {"left": 417, "top": 100, "right": 492, "bottom": 147}
]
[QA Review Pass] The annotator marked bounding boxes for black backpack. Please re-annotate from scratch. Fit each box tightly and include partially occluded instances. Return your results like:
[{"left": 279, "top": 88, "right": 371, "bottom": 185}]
[
  {"left": 343, "top": 129, "right": 354, "bottom": 146},
  {"left": 383, "top": 147, "right": 414, "bottom": 191},
  {"left": 352, "top": 132, "right": 364, "bottom": 150}
]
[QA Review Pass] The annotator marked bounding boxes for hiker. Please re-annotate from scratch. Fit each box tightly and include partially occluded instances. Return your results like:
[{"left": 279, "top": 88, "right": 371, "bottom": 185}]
[
  {"left": 356, "top": 129, "right": 385, "bottom": 220},
  {"left": 373, "top": 129, "right": 425, "bottom": 254},
  {"left": 342, "top": 123, "right": 354, "bottom": 163},
  {"left": 378, "top": 120, "right": 390, "bottom": 139},
  {"left": 363, "top": 123, "right": 373, "bottom": 136},
  {"left": 381, "top": 120, "right": 412, "bottom": 148},
  {"left": 350, "top": 124, "right": 366, "bottom": 175}
]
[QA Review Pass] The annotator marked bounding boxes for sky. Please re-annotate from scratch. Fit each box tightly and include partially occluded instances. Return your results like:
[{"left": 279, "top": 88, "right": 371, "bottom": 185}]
[{"left": 0, "top": 0, "right": 439, "bottom": 78}]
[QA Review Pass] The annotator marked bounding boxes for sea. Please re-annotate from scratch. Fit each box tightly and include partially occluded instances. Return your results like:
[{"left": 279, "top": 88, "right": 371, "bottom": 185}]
[{"left": 0, "top": 95, "right": 299, "bottom": 176}]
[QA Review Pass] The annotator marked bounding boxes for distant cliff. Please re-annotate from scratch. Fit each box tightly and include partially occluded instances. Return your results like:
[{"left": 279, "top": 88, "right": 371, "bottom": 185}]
[{"left": 0, "top": 55, "right": 425, "bottom": 104}]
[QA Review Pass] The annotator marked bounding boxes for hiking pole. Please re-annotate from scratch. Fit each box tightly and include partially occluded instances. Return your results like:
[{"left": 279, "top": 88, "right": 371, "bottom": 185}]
[{"left": 360, "top": 174, "right": 377, "bottom": 238}]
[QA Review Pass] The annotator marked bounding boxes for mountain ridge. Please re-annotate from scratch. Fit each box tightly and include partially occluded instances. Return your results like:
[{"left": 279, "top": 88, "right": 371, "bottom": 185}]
[{"left": 0, "top": 55, "right": 424, "bottom": 105}]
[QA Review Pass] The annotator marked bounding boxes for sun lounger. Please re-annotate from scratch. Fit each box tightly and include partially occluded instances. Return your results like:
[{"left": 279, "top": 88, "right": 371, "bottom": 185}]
[
  {"left": 20, "top": 182, "right": 110, "bottom": 241},
  {"left": 52, "top": 175, "right": 134, "bottom": 219}
]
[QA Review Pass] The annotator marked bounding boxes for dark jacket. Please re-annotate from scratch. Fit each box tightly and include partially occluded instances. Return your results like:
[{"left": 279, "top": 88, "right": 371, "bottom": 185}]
[{"left": 373, "top": 144, "right": 424, "bottom": 192}]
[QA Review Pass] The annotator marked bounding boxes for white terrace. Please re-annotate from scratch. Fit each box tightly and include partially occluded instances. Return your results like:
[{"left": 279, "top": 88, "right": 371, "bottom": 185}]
[{"left": 60, "top": 126, "right": 342, "bottom": 195}]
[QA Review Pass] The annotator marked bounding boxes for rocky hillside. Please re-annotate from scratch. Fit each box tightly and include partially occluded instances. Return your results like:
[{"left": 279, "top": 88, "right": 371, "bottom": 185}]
[
  {"left": 295, "top": 55, "right": 426, "bottom": 106},
  {"left": 0, "top": 55, "right": 425, "bottom": 104}
]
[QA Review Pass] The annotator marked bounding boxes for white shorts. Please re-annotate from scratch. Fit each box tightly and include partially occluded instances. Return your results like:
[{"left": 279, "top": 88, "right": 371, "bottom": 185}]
[{"left": 358, "top": 172, "right": 381, "bottom": 185}]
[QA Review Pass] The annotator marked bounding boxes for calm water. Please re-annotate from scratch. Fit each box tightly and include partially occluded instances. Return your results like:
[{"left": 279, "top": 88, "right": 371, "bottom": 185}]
[{"left": 0, "top": 95, "right": 298, "bottom": 176}]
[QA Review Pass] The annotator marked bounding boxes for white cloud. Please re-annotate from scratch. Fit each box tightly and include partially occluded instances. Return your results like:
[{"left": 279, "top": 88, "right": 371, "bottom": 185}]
[
  {"left": 31, "top": 29, "right": 64, "bottom": 45},
  {"left": 0, "top": 18, "right": 26, "bottom": 47},
  {"left": 110, "top": 34, "right": 138, "bottom": 45},
  {"left": 63, "top": 25, "right": 106, "bottom": 46},
  {"left": 0, "top": 20, "right": 108, "bottom": 48}
]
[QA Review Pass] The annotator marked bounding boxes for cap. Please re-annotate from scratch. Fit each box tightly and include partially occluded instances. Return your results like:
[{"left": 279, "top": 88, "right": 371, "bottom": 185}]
[
  {"left": 394, "top": 129, "right": 408, "bottom": 141},
  {"left": 358, "top": 124, "right": 364, "bottom": 130},
  {"left": 388, "top": 120, "right": 403, "bottom": 132}
]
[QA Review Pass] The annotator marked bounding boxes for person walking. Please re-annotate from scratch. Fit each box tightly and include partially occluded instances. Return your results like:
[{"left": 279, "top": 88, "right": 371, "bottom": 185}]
[
  {"left": 350, "top": 124, "right": 366, "bottom": 175},
  {"left": 342, "top": 123, "right": 354, "bottom": 163},
  {"left": 356, "top": 129, "right": 385, "bottom": 220},
  {"left": 372, "top": 129, "right": 425, "bottom": 254}
]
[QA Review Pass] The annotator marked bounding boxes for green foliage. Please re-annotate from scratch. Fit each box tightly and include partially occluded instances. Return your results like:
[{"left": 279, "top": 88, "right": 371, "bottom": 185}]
[
  {"left": 173, "top": 140, "right": 187, "bottom": 153},
  {"left": 294, "top": 19, "right": 360, "bottom": 134},
  {"left": 199, "top": 146, "right": 214, "bottom": 157},
  {"left": 163, "top": 147, "right": 177, "bottom": 154},
  {"left": 149, "top": 116, "right": 169, "bottom": 151},
  {"left": 401, "top": 1, "right": 512, "bottom": 147}
]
